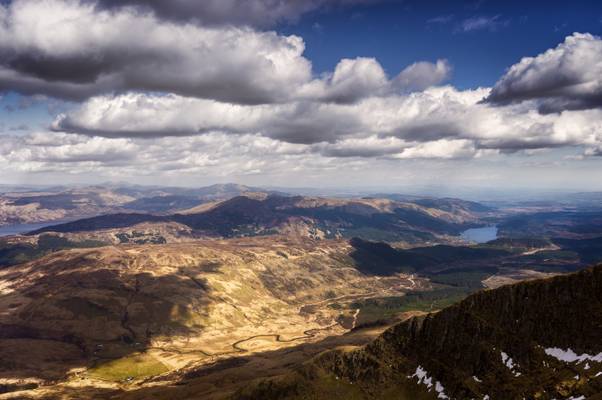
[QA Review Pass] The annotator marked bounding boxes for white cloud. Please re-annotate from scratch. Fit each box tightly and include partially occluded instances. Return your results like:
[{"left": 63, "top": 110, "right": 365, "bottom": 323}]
[
  {"left": 299, "top": 58, "right": 451, "bottom": 103},
  {"left": 487, "top": 33, "right": 602, "bottom": 112},
  {"left": 52, "top": 84, "right": 602, "bottom": 157},
  {"left": 299, "top": 57, "right": 389, "bottom": 103},
  {"left": 0, "top": 0, "right": 312, "bottom": 103},
  {"left": 393, "top": 59, "right": 451, "bottom": 92},
  {"left": 394, "top": 139, "right": 476, "bottom": 159},
  {"left": 458, "top": 15, "right": 508, "bottom": 32},
  {"left": 314, "top": 136, "right": 407, "bottom": 157},
  {"left": 0, "top": 0, "right": 449, "bottom": 105}
]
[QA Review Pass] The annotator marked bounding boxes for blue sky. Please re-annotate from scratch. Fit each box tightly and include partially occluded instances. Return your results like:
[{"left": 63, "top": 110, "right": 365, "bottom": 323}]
[{"left": 282, "top": 0, "right": 602, "bottom": 88}]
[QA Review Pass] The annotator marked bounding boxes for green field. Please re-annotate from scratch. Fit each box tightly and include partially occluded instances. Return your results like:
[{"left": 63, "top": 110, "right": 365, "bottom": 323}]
[
  {"left": 350, "top": 287, "right": 473, "bottom": 327},
  {"left": 89, "top": 353, "right": 169, "bottom": 382}
]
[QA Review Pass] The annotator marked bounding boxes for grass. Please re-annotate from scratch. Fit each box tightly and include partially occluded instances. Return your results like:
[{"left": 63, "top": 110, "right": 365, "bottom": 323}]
[
  {"left": 429, "top": 270, "right": 493, "bottom": 288},
  {"left": 236, "top": 368, "right": 436, "bottom": 400},
  {"left": 88, "top": 353, "right": 169, "bottom": 382},
  {"left": 351, "top": 288, "right": 473, "bottom": 327},
  {"left": 0, "top": 235, "right": 106, "bottom": 268}
]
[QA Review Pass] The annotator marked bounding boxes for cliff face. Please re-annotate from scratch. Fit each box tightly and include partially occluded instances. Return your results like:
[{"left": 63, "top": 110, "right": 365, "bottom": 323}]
[{"left": 238, "top": 265, "right": 602, "bottom": 400}]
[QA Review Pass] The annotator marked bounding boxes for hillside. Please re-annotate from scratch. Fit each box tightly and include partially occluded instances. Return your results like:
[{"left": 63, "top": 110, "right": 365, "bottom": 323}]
[
  {"left": 237, "top": 265, "right": 602, "bottom": 400},
  {"left": 0, "top": 184, "right": 274, "bottom": 228},
  {"left": 0, "top": 237, "right": 426, "bottom": 397},
  {"left": 29, "top": 195, "right": 488, "bottom": 243}
]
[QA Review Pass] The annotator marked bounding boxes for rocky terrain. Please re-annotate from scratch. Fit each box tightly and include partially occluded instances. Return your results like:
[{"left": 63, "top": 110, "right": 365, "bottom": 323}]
[{"left": 236, "top": 265, "right": 602, "bottom": 400}]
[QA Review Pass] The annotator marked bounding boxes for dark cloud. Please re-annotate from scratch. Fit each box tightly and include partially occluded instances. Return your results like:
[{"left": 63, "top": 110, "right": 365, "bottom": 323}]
[
  {"left": 485, "top": 33, "right": 602, "bottom": 113},
  {"left": 7, "top": 54, "right": 114, "bottom": 84},
  {"left": 0, "top": 0, "right": 313, "bottom": 103},
  {"left": 92, "top": 0, "right": 382, "bottom": 27},
  {"left": 0, "top": 1, "right": 446, "bottom": 106}
]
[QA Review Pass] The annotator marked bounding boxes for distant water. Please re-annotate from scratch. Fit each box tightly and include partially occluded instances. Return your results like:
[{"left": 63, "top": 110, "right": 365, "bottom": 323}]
[
  {"left": 0, "top": 221, "right": 64, "bottom": 237},
  {"left": 460, "top": 225, "right": 498, "bottom": 243}
]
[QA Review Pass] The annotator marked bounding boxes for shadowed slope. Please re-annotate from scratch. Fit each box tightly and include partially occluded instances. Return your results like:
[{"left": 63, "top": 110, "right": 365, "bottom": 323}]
[{"left": 237, "top": 265, "right": 602, "bottom": 399}]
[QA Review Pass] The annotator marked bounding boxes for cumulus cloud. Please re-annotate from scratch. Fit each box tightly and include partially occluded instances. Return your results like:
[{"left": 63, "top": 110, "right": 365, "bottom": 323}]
[
  {"left": 298, "top": 57, "right": 451, "bottom": 103},
  {"left": 392, "top": 59, "right": 452, "bottom": 92},
  {"left": 299, "top": 58, "right": 389, "bottom": 103},
  {"left": 1, "top": 132, "right": 137, "bottom": 172},
  {"left": 486, "top": 33, "right": 602, "bottom": 112},
  {"left": 53, "top": 93, "right": 366, "bottom": 144},
  {"left": 0, "top": 0, "right": 452, "bottom": 105},
  {"left": 0, "top": 0, "right": 312, "bottom": 103},
  {"left": 51, "top": 85, "right": 602, "bottom": 156},
  {"left": 0, "top": 130, "right": 484, "bottom": 181}
]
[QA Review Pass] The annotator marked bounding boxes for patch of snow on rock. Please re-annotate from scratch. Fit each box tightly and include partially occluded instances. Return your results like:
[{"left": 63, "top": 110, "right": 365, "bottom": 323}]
[
  {"left": 409, "top": 366, "right": 433, "bottom": 389},
  {"left": 434, "top": 381, "right": 449, "bottom": 399},
  {"left": 544, "top": 348, "right": 602, "bottom": 363},
  {"left": 501, "top": 351, "right": 521, "bottom": 377},
  {"left": 409, "top": 366, "right": 448, "bottom": 398}
]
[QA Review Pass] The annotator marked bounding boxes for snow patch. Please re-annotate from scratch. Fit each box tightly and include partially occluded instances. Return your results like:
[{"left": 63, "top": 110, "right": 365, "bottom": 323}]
[
  {"left": 434, "top": 381, "right": 449, "bottom": 399},
  {"left": 501, "top": 351, "right": 521, "bottom": 377},
  {"left": 544, "top": 348, "right": 602, "bottom": 363},
  {"left": 408, "top": 366, "right": 449, "bottom": 399},
  {"left": 409, "top": 366, "right": 432, "bottom": 389}
]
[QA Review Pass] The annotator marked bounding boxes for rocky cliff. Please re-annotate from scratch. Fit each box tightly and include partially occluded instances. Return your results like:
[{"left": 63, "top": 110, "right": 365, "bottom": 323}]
[{"left": 238, "top": 265, "right": 602, "bottom": 399}]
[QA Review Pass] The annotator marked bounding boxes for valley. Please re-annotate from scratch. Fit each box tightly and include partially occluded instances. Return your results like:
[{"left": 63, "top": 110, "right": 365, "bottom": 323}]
[
  {"left": 0, "top": 237, "right": 428, "bottom": 398},
  {"left": 0, "top": 185, "right": 601, "bottom": 399}
]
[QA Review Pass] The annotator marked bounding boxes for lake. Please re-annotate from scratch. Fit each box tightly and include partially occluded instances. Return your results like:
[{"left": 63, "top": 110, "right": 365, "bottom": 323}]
[
  {"left": 0, "top": 221, "right": 64, "bottom": 237},
  {"left": 460, "top": 225, "right": 498, "bottom": 243}
]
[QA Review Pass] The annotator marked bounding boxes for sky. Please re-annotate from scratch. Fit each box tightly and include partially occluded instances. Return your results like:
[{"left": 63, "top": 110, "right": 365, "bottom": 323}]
[{"left": 1, "top": 0, "right": 602, "bottom": 193}]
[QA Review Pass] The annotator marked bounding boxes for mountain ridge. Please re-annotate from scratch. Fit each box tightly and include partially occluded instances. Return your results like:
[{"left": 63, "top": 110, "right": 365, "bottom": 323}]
[
  {"left": 236, "top": 264, "right": 602, "bottom": 399},
  {"left": 28, "top": 194, "right": 487, "bottom": 243}
]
